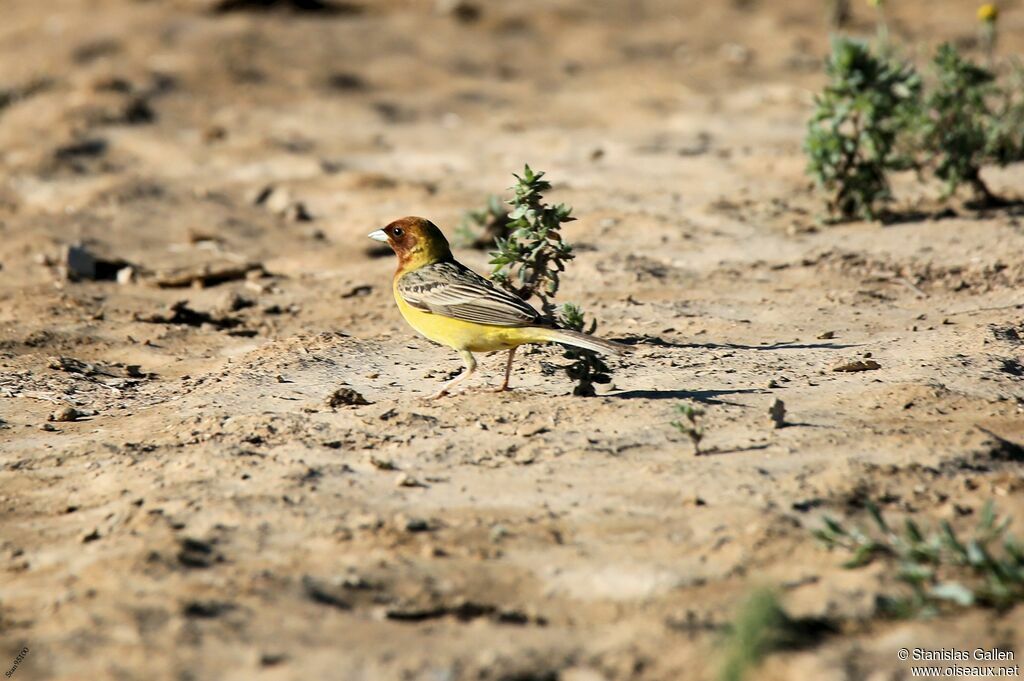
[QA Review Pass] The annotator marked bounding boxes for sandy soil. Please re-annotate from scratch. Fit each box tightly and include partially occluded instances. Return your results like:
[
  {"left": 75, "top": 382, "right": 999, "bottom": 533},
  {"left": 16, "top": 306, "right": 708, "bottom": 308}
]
[{"left": 2, "top": 1, "right": 1024, "bottom": 679}]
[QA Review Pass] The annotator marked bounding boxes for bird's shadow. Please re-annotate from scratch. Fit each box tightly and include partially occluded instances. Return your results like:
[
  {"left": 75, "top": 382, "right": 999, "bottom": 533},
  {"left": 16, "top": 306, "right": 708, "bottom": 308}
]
[
  {"left": 619, "top": 336, "right": 862, "bottom": 351},
  {"left": 610, "top": 388, "right": 764, "bottom": 406}
]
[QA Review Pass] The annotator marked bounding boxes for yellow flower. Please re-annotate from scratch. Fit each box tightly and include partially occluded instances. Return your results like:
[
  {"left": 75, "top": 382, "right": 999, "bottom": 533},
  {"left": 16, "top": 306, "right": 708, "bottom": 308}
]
[{"left": 978, "top": 3, "right": 999, "bottom": 22}]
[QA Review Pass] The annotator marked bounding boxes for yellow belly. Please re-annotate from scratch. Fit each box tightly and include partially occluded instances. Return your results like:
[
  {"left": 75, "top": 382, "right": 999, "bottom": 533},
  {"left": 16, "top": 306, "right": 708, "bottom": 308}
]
[{"left": 393, "top": 285, "right": 542, "bottom": 353}]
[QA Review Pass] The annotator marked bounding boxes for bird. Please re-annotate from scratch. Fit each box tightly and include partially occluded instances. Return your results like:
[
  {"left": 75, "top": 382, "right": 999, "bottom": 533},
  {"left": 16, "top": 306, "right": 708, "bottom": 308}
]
[{"left": 368, "top": 216, "right": 627, "bottom": 398}]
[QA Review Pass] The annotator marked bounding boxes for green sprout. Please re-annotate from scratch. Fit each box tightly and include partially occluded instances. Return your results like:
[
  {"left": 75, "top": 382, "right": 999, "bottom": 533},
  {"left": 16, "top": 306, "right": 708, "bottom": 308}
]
[{"left": 671, "top": 402, "right": 705, "bottom": 455}]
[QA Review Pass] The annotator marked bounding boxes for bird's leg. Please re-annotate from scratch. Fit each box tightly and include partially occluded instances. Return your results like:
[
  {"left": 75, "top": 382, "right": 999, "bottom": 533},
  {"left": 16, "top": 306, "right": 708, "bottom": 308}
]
[
  {"left": 492, "top": 347, "right": 517, "bottom": 392},
  {"left": 431, "top": 350, "right": 476, "bottom": 399}
]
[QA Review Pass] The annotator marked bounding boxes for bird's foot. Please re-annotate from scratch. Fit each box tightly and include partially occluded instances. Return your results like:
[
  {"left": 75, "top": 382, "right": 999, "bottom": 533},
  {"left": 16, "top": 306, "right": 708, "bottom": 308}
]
[{"left": 490, "top": 384, "right": 512, "bottom": 393}]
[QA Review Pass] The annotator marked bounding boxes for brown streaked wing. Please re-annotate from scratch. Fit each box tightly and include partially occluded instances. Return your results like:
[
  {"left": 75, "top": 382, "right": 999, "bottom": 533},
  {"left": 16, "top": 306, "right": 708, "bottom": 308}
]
[{"left": 397, "top": 261, "right": 541, "bottom": 327}]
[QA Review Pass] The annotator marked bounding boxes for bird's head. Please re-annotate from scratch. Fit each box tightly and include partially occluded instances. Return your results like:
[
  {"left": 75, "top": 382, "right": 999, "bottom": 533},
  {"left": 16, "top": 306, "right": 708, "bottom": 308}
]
[{"left": 369, "top": 216, "right": 452, "bottom": 269}]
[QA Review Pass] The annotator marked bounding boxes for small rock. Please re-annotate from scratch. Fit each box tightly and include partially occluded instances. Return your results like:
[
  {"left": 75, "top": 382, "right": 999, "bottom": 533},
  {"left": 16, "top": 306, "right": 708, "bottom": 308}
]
[
  {"left": 264, "top": 187, "right": 293, "bottom": 215},
  {"left": 219, "top": 291, "right": 253, "bottom": 313},
  {"left": 49, "top": 406, "right": 83, "bottom": 422},
  {"left": 82, "top": 528, "right": 101, "bottom": 543},
  {"left": 260, "top": 652, "right": 287, "bottom": 667},
  {"left": 116, "top": 266, "right": 136, "bottom": 285},
  {"left": 39, "top": 423, "right": 58, "bottom": 432},
  {"left": 302, "top": 575, "right": 351, "bottom": 610},
  {"left": 402, "top": 516, "right": 431, "bottom": 533},
  {"left": 177, "top": 537, "right": 221, "bottom": 568},
  {"left": 395, "top": 473, "right": 426, "bottom": 488},
  {"left": 368, "top": 455, "right": 397, "bottom": 471},
  {"left": 182, "top": 600, "right": 236, "bottom": 618},
  {"left": 436, "top": 0, "right": 480, "bottom": 22},
  {"left": 817, "top": 330, "right": 836, "bottom": 339},
  {"left": 832, "top": 360, "right": 881, "bottom": 373},
  {"left": 326, "top": 387, "right": 370, "bottom": 408},
  {"left": 284, "top": 202, "right": 313, "bottom": 222},
  {"left": 247, "top": 184, "right": 274, "bottom": 206},
  {"left": 202, "top": 125, "right": 227, "bottom": 143},
  {"left": 769, "top": 398, "right": 786, "bottom": 429},
  {"left": 340, "top": 284, "right": 373, "bottom": 299}
]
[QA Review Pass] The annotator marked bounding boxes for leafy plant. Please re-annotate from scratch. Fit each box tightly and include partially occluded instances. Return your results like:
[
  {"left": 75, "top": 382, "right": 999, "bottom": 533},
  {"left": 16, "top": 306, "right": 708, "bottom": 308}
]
[
  {"left": 815, "top": 501, "right": 1024, "bottom": 617},
  {"left": 557, "top": 303, "right": 612, "bottom": 397},
  {"left": 671, "top": 401, "right": 705, "bottom": 455},
  {"left": 489, "top": 165, "right": 575, "bottom": 315},
  {"left": 918, "top": 43, "right": 1003, "bottom": 203},
  {"left": 488, "top": 165, "right": 616, "bottom": 396},
  {"left": 454, "top": 194, "right": 511, "bottom": 249},
  {"left": 805, "top": 38, "right": 921, "bottom": 220},
  {"left": 987, "top": 59, "right": 1024, "bottom": 167}
]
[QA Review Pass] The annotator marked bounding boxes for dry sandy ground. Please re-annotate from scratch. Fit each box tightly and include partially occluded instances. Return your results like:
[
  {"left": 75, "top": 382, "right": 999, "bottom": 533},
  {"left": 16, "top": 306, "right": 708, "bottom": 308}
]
[{"left": 2, "top": 1, "right": 1024, "bottom": 679}]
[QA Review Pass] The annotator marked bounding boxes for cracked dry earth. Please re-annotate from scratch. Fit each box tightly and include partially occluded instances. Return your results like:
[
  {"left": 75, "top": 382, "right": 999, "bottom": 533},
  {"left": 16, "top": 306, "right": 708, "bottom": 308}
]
[{"left": 2, "top": 1, "right": 1024, "bottom": 680}]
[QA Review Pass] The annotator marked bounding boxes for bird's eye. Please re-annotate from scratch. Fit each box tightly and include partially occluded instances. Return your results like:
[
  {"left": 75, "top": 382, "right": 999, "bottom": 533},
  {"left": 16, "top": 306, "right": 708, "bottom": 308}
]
[{"left": 392, "top": 227, "right": 404, "bottom": 237}]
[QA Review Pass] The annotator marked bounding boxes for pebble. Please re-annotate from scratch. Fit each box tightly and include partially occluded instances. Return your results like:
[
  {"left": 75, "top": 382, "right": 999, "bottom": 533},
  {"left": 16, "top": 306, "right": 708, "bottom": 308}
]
[
  {"left": 116, "top": 266, "right": 136, "bottom": 285},
  {"left": 49, "top": 406, "right": 83, "bottom": 422},
  {"left": 832, "top": 360, "right": 881, "bottom": 372},
  {"left": 395, "top": 473, "right": 425, "bottom": 488},
  {"left": 402, "top": 516, "right": 431, "bottom": 533},
  {"left": 326, "top": 387, "right": 370, "bottom": 408}
]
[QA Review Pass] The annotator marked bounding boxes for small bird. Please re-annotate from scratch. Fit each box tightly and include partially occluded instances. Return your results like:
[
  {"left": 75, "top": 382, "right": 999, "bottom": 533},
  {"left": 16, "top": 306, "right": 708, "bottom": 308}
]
[{"left": 369, "top": 216, "right": 626, "bottom": 398}]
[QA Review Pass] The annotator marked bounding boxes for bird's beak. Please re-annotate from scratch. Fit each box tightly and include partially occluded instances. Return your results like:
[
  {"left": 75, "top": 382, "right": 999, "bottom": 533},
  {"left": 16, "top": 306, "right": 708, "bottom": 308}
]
[{"left": 367, "top": 229, "right": 389, "bottom": 243}]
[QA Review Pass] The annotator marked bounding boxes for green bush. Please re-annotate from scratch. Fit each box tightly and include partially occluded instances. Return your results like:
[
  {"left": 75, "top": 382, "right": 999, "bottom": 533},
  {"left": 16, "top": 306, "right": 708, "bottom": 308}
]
[
  {"left": 805, "top": 38, "right": 920, "bottom": 220},
  {"left": 920, "top": 44, "right": 1000, "bottom": 201},
  {"left": 806, "top": 38, "right": 1023, "bottom": 217}
]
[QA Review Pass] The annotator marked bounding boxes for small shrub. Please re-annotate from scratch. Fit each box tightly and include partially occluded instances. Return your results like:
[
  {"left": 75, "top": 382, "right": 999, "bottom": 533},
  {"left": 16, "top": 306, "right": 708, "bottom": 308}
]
[
  {"left": 489, "top": 165, "right": 575, "bottom": 314},
  {"left": 919, "top": 44, "right": 1002, "bottom": 203},
  {"left": 805, "top": 38, "right": 921, "bottom": 220},
  {"left": 815, "top": 501, "right": 1024, "bottom": 617},
  {"left": 488, "top": 165, "right": 616, "bottom": 396}
]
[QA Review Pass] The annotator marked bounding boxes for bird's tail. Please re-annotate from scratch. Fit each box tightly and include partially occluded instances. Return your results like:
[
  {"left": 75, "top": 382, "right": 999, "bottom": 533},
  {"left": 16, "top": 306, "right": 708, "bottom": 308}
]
[{"left": 534, "top": 327, "right": 629, "bottom": 356}]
